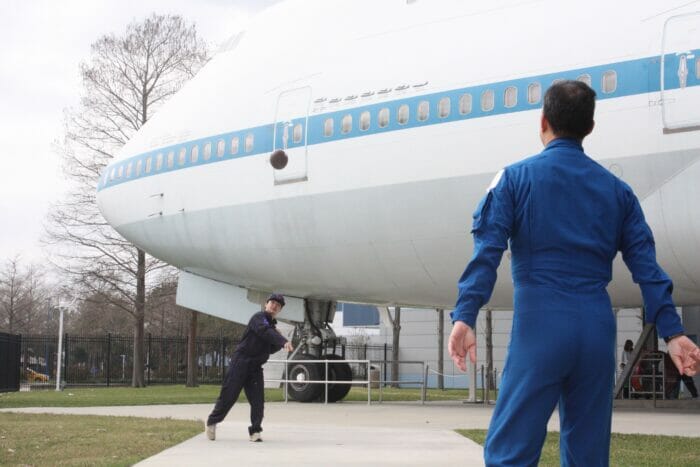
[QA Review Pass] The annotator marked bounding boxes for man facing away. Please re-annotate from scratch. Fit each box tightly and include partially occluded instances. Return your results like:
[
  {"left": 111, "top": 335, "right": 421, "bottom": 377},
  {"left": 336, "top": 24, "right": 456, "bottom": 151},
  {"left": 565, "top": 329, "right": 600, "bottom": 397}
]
[
  {"left": 448, "top": 80, "right": 700, "bottom": 466},
  {"left": 205, "top": 293, "right": 293, "bottom": 442}
]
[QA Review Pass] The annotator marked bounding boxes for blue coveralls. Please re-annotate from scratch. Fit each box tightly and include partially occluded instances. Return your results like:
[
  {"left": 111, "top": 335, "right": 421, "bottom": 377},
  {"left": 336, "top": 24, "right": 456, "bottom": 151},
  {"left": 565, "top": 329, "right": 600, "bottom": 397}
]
[
  {"left": 451, "top": 138, "right": 684, "bottom": 466},
  {"left": 207, "top": 311, "right": 287, "bottom": 435}
]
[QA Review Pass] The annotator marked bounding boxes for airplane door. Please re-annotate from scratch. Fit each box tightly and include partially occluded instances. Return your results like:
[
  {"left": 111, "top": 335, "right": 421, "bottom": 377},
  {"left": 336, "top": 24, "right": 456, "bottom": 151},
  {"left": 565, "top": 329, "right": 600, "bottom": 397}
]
[
  {"left": 272, "top": 86, "right": 311, "bottom": 184},
  {"left": 661, "top": 12, "right": 700, "bottom": 132}
]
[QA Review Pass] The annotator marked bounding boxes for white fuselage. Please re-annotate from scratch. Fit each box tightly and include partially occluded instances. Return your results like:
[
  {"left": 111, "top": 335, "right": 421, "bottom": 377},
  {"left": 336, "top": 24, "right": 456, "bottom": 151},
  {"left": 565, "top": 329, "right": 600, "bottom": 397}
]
[{"left": 97, "top": 0, "right": 700, "bottom": 313}]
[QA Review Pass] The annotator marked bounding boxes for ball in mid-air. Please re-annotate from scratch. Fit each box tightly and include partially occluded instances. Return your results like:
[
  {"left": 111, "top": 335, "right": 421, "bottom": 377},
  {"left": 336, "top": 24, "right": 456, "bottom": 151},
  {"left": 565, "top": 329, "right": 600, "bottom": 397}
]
[{"left": 270, "top": 149, "right": 288, "bottom": 169}]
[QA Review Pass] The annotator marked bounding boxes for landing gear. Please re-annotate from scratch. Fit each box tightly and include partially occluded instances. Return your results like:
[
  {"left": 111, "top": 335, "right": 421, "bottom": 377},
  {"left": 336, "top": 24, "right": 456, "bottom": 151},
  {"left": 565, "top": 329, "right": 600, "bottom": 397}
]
[{"left": 284, "top": 299, "right": 353, "bottom": 403}]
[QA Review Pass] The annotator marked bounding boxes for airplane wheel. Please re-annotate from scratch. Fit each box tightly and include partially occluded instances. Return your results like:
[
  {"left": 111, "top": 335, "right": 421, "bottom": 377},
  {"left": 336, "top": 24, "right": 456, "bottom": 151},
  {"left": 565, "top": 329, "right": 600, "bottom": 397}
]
[
  {"left": 287, "top": 354, "right": 322, "bottom": 402},
  {"left": 322, "top": 354, "right": 353, "bottom": 402}
]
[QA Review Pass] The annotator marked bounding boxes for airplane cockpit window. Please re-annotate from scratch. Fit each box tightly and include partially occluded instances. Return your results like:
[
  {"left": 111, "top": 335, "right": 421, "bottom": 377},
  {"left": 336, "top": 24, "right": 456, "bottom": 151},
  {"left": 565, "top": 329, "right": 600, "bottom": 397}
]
[
  {"left": 136, "top": 159, "right": 143, "bottom": 176},
  {"left": 324, "top": 118, "right": 334, "bottom": 137},
  {"left": 178, "top": 148, "right": 186, "bottom": 166},
  {"left": 145, "top": 157, "right": 152, "bottom": 174},
  {"left": 602, "top": 70, "right": 617, "bottom": 94},
  {"left": 577, "top": 74, "right": 592, "bottom": 87},
  {"left": 504, "top": 86, "right": 517, "bottom": 108},
  {"left": 293, "top": 123, "right": 303, "bottom": 143},
  {"left": 203, "top": 142, "right": 212, "bottom": 161},
  {"left": 397, "top": 104, "right": 409, "bottom": 125},
  {"left": 156, "top": 153, "right": 163, "bottom": 171},
  {"left": 378, "top": 108, "right": 390, "bottom": 127},
  {"left": 360, "top": 111, "right": 370, "bottom": 131},
  {"left": 528, "top": 83, "right": 541, "bottom": 104},
  {"left": 190, "top": 145, "right": 199, "bottom": 163},
  {"left": 417, "top": 101, "right": 429, "bottom": 121},
  {"left": 245, "top": 133, "right": 254, "bottom": 152},
  {"left": 126, "top": 162, "right": 132, "bottom": 178},
  {"left": 231, "top": 136, "right": 240, "bottom": 155},
  {"left": 481, "top": 90, "right": 494, "bottom": 112},
  {"left": 438, "top": 97, "right": 450, "bottom": 118},
  {"left": 459, "top": 94, "right": 472, "bottom": 115},
  {"left": 217, "top": 139, "right": 225, "bottom": 157},
  {"left": 167, "top": 151, "right": 175, "bottom": 168},
  {"left": 341, "top": 114, "right": 352, "bottom": 134}
]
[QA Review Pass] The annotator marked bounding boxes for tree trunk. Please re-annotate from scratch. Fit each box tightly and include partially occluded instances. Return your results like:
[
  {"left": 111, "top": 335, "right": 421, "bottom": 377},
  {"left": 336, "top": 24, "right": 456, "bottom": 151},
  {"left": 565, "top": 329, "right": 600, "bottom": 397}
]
[
  {"left": 132, "top": 248, "right": 146, "bottom": 387},
  {"left": 186, "top": 309, "right": 198, "bottom": 387},
  {"left": 391, "top": 306, "right": 401, "bottom": 388}
]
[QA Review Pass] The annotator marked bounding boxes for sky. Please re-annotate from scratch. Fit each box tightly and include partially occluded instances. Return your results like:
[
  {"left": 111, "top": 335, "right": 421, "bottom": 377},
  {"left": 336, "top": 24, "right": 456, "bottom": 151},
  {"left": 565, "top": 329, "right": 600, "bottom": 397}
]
[{"left": 0, "top": 0, "right": 280, "bottom": 266}]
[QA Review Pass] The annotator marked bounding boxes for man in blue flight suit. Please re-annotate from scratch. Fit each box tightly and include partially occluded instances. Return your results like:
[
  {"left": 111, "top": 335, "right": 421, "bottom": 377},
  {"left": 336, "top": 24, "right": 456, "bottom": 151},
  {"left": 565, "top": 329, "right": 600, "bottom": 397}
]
[
  {"left": 205, "top": 293, "right": 293, "bottom": 442},
  {"left": 448, "top": 80, "right": 700, "bottom": 466}
]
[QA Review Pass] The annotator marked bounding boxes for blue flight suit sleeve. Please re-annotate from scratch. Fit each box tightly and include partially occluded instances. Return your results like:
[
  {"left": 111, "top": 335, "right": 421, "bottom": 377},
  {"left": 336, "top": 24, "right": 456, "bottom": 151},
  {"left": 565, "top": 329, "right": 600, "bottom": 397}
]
[
  {"left": 451, "top": 170, "right": 514, "bottom": 328},
  {"left": 619, "top": 185, "right": 684, "bottom": 338},
  {"left": 250, "top": 312, "right": 288, "bottom": 349}
]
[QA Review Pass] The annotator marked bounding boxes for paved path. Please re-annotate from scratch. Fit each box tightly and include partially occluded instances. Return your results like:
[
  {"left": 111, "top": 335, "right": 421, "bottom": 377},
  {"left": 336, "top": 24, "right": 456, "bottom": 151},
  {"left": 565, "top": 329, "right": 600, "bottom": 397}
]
[{"left": 4, "top": 402, "right": 700, "bottom": 466}]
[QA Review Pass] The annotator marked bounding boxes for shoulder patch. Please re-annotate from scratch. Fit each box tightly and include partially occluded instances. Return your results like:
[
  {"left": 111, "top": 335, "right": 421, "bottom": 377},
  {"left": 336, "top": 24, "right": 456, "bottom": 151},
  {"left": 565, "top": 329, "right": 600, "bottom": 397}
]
[{"left": 486, "top": 169, "right": 504, "bottom": 192}]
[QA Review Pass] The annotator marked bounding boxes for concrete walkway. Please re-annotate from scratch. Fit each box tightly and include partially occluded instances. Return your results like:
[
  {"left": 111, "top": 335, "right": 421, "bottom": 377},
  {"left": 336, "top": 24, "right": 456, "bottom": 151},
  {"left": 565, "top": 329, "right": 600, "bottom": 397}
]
[{"left": 4, "top": 402, "right": 700, "bottom": 466}]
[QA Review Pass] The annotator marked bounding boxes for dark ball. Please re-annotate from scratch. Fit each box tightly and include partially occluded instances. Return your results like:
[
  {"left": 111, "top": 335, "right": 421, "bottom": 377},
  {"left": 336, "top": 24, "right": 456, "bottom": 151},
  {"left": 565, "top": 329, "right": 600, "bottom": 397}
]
[{"left": 270, "top": 149, "right": 288, "bottom": 170}]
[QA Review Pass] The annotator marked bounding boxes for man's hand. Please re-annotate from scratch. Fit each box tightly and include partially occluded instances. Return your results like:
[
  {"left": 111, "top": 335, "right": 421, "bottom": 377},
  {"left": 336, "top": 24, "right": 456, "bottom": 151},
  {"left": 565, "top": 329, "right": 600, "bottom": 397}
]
[
  {"left": 284, "top": 341, "right": 294, "bottom": 352},
  {"left": 667, "top": 336, "right": 700, "bottom": 376},
  {"left": 448, "top": 321, "right": 477, "bottom": 372}
]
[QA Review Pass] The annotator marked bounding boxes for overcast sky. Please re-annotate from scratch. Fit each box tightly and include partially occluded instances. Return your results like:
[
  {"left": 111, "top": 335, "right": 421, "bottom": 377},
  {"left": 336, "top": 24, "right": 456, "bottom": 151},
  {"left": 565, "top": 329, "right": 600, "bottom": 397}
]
[{"left": 0, "top": 0, "right": 280, "bottom": 266}]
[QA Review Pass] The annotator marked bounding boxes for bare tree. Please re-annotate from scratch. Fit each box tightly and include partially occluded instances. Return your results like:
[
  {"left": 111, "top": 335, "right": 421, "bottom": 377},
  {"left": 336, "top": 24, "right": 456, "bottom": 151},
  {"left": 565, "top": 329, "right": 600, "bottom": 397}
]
[
  {"left": 386, "top": 306, "right": 401, "bottom": 388},
  {"left": 0, "top": 257, "right": 50, "bottom": 334},
  {"left": 45, "top": 14, "right": 208, "bottom": 387}
]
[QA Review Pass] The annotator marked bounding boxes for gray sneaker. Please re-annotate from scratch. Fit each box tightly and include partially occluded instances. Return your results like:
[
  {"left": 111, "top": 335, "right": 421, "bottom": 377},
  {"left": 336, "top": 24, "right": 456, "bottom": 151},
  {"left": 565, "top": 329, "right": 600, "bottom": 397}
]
[
  {"left": 205, "top": 423, "right": 216, "bottom": 441},
  {"left": 249, "top": 432, "right": 262, "bottom": 442}
]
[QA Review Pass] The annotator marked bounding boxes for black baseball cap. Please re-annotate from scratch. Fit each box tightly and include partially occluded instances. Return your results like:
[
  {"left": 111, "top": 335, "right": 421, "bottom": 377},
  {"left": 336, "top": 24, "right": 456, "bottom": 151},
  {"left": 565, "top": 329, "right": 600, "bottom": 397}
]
[{"left": 267, "top": 293, "right": 285, "bottom": 307}]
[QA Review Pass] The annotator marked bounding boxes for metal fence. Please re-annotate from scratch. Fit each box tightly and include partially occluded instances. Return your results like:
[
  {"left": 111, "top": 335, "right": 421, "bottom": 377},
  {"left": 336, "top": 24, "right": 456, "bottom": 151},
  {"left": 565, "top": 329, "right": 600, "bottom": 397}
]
[
  {"left": 19, "top": 334, "right": 239, "bottom": 388},
  {"left": 0, "top": 332, "right": 21, "bottom": 392}
]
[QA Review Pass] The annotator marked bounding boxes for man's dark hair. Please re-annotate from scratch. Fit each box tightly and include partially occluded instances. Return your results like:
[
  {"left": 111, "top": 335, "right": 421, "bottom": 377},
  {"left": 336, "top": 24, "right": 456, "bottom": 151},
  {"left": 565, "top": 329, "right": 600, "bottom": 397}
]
[{"left": 543, "top": 80, "right": 596, "bottom": 140}]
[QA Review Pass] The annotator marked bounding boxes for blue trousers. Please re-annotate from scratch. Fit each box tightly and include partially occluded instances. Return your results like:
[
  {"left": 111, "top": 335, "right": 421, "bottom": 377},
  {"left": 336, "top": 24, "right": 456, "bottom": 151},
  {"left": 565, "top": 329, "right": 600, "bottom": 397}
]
[
  {"left": 484, "top": 286, "right": 616, "bottom": 466},
  {"left": 207, "top": 355, "right": 265, "bottom": 435}
]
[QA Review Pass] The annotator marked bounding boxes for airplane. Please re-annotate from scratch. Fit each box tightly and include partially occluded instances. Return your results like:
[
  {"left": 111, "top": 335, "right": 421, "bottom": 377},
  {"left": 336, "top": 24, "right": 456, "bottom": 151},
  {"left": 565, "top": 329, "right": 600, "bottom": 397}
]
[{"left": 96, "top": 0, "right": 700, "bottom": 401}]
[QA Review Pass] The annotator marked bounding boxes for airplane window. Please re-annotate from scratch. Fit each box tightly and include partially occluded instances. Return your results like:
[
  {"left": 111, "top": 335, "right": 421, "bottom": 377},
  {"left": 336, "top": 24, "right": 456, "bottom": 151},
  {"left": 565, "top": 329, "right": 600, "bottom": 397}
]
[
  {"left": 602, "top": 70, "right": 617, "bottom": 93},
  {"left": 397, "top": 104, "right": 409, "bottom": 125},
  {"left": 696, "top": 58, "right": 699, "bottom": 79},
  {"left": 231, "top": 136, "right": 240, "bottom": 155},
  {"left": 117, "top": 165, "right": 124, "bottom": 178},
  {"left": 481, "top": 90, "right": 494, "bottom": 112},
  {"left": 245, "top": 133, "right": 254, "bottom": 152},
  {"left": 459, "top": 94, "right": 472, "bottom": 115},
  {"left": 145, "top": 157, "right": 152, "bottom": 174},
  {"left": 341, "top": 114, "right": 352, "bottom": 134},
  {"left": 217, "top": 139, "right": 225, "bottom": 157},
  {"left": 191, "top": 145, "right": 199, "bottom": 163},
  {"left": 126, "top": 162, "right": 132, "bottom": 178},
  {"left": 552, "top": 78, "right": 565, "bottom": 86},
  {"left": 378, "top": 108, "right": 390, "bottom": 128},
  {"left": 293, "top": 123, "right": 303, "bottom": 143},
  {"left": 527, "top": 83, "right": 541, "bottom": 104},
  {"left": 136, "top": 159, "right": 143, "bottom": 176},
  {"left": 203, "top": 143, "right": 212, "bottom": 160},
  {"left": 417, "top": 101, "right": 429, "bottom": 121},
  {"left": 324, "top": 118, "right": 334, "bottom": 137},
  {"left": 110, "top": 167, "right": 115, "bottom": 180},
  {"left": 360, "top": 111, "right": 370, "bottom": 131},
  {"left": 504, "top": 87, "right": 517, "bottom": 108},
  {"left": 156, "top": 153, "right": 163, "bottom": 170},
  {"left": 178, "top": 148, "right": 186, "bottom": 166},
  {"left": 438, "top": 97, "right": 450, "bottom": 118},
  {"left": 167, "top": 151, "right": 174, "bottom": 168},
  {"left": 577, "top": 74, "right": 592, "bottom": 87}
]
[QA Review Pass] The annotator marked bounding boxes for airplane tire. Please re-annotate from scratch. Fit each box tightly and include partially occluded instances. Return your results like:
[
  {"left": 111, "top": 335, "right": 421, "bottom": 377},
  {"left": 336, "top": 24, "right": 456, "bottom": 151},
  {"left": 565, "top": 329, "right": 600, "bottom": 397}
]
[
  {"left": 287, "top": 354, "right": 323, "bottom": 402},
  {"left": 322, "top": 354, "right": 353, "bottom": 402}
]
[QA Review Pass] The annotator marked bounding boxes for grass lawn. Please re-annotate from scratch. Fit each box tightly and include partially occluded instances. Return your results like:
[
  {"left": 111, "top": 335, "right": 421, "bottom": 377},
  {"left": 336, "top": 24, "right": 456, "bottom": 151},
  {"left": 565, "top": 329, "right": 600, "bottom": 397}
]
[
  {"left": 457, "top": 429, "right": 700, "bottom": 466},
  {"left": 0, "top": 412, "right": 201, "bottom": 466},
  {"left": 0, "top": 385, "right": 478, "bottom": 408}
]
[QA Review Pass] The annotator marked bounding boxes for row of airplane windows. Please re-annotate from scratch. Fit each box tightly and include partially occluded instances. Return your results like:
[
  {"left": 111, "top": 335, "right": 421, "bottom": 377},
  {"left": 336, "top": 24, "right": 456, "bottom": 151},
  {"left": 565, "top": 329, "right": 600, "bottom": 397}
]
[
  {"left": 104, "top": 71, "right": 618, "bottom": 185},
  {"left": 323, "top": 71, "right": 617, "bottom": 136}
]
